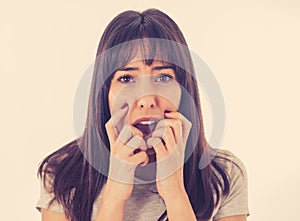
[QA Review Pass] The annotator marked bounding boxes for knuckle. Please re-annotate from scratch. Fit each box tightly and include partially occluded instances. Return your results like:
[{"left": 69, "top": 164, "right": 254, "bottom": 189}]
[
  {"left": 147, "top": 137, "right": 161, "bottom": 148},
  {"left": 116, "top": 138, "right": 125, "bottom": 146},
  {"left": 130, "top": 135, "right": 143, "bottom": 146},
  {"left": 186, "top": 120, "right": 192, "bottom": 128},
  {"left": 105, "top": 120, "right": 111, "bottom": 130},
  {"left": 156, "top": 120, "right": 164, "bottom": 128},
  {"left": 174, "top": 119, "right": 181, "bottom": 127},
  {"left": 133, "top": 134, "right": 143, "bottom": 140},
  {"left": 165, "top": 127, "right": 173, "bottom": 135}
]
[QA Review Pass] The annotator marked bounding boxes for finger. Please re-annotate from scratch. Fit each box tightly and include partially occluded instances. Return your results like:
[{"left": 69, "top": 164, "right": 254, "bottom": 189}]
[
  {"left": 126, "top": 135, "right": 147, "bottom": 154},
  {"left": 152, "top": 127, "right": 176, "bottom": 152},
  {"left": 117, "top": 125, "right": 144, "bottom": 144},
  {"left": 128, "top": 151, "right": 149, "bottom": 166},
  {"left": 111, "top": 104, "right": 129, "bottom": 127},
  {"left": 126, "top": 126, "right": 147, "bottom": 151},
  {"left": 105, "top": 105, "right": 129, "bottom": 143},
  {"left": 151, "top": 127, "right": 167, "bottom": 138},
  {"left": 128, "top": 126, "right": 144, "bottom": 138},
  {"left": 147, "top": 137, "right": 167, "bottom": 160},
  {"left": 117, "top": 124, "right": 133, "bottom": 145},
  {"left": 155, "top": 118, "right": 182, "bottom": 144},
  {"left": 165, "top": 111, "right": 192, "bottom": 143}
]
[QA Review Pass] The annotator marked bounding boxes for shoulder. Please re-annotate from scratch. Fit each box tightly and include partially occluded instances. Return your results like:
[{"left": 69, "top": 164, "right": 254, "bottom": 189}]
[
  {"left": 36, "top": 140, "right": 80, "bottom": 212},
  {"left": 36, "top": 161, "right": 64, "bottom": 214},
  {"left": 211, "top": 148, "right": 247, "bottom": 178},
  {"left": 210, "top": 148, "right": 250, "bottom": 220}
]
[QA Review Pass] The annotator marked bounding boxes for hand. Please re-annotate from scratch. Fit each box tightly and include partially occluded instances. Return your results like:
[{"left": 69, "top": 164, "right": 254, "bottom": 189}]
[
  {"left": 104, "top": 106, "right": 149, "bottom": 202},
  {"left": 147, "top": 111, "right": 192, "bottom": 201}
]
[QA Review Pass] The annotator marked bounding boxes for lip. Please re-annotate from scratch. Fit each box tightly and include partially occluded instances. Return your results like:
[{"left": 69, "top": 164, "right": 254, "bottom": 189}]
[
  {"left": 132, "top": 116, "right": 164, "bottom": 139},
  {"left": 132, "top": 116, "right": 164, "bottom": 126}
]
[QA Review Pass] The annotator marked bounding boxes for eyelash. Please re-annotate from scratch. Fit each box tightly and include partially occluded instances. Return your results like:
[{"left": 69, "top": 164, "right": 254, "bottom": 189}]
[
  {"left": 156, "top": 74, "right": 173, "bottom": 82},
  {"left": 117, "top": 74, "right": 134, "bottom": 83},
  {"left": 117, "top": 74, "right": 174, "bottom": 84}
]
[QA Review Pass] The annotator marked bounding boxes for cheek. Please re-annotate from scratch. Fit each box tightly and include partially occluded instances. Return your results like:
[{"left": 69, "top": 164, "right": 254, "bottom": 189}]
[
  {"left": 108, "top": 92, "right": 113, "bottom": 115},
  {"left": 108, "top": 79, "right": 127, "bottom": 115},
  {"left": 109, "top": 86, "right": 132, "bottom": 116},
  {"left": 109, "top": 80, "right": 182, "bottom": 118},
  {"left": 108, "top": 87, "right": 130, "bottom": 134},
  {"left": 155, "top": 84, "right": 182, "bottom": 110},
  {"left": 108, "top": 87, "right": 124, "bottom": 115},
  {"left": 161, "top": 97, "right": 179, "bottom": 111},
  {"left": 159, "top": 94, "right": 181, "bottom": 113}
]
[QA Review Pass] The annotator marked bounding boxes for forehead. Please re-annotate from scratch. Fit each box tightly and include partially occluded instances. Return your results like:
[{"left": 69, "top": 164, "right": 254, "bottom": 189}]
[
  {"left": 121, "top": 59, "right": 171, "bottom": 68},
  {"left": 113, "top": 39, "right": 174, "bottom": 67}
]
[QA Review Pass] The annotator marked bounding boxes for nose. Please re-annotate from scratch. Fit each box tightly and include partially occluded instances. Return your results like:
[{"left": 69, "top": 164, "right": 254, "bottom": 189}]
[{"left": 136, "top": 95, "right": 157, "bottom": 109}]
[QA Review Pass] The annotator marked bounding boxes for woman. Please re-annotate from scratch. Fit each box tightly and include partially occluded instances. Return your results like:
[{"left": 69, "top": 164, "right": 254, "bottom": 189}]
[{"left": 36, "top": 9, "right": 249, "bottom": 221}]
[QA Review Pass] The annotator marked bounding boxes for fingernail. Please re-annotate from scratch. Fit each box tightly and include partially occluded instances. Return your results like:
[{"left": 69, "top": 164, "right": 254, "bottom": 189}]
[
  {"left": 164, "top": 112, "right": 172, "bottom": 116},
  {"left": 121, "top": 103, "right": 128, "bottom": 109}
]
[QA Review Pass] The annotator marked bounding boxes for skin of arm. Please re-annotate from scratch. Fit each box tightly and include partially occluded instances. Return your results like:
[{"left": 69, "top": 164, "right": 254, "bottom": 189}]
[
  {"left": 149, "top": 112, "right": 247, "bottom": 221},
  {"left": 163, "top": 191, "right": 197, "bottom": 221},
  {"left": 41, "top": 208, "right": 68, "bottom": 221},
  {"left": 94, "top": 181, "right": 126, "bottom": 221},
  {"left": 148, "top": 111, "right": 196, "bottom": 221},
  {"left": 94, "top": 108, "right": 148, "bottom": 221},
  {"left": 216, "top": 215, "right": 247, "bottom": 221}
]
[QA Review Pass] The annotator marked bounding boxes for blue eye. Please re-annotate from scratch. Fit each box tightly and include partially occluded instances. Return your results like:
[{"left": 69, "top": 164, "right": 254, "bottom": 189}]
[
  {"left": 117, "top": 75, "right": 134, "bottom": 84},
  {"left": 155, "top": 74, "right": 173, "bottom": 82}
]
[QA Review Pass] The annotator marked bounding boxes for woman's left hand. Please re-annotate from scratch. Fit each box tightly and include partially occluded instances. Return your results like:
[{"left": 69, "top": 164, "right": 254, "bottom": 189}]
[{"left": 147, "top": 111, "right": 192, "bottom": 201}]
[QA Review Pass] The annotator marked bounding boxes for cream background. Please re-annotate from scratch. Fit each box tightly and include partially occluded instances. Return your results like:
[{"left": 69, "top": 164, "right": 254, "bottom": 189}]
[{"left": 1, "top": 0, "right": 299, "bottom": 220}]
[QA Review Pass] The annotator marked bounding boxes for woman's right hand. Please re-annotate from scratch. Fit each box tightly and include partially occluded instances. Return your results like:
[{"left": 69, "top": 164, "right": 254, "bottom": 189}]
[{"left": 103, "top": 106, "right": 149, "bottom": 202}]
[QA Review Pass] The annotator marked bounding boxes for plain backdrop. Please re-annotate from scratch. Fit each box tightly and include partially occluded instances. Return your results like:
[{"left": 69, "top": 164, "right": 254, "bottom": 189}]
[{"left": 1, "top": 0, "right": 299, "bottom": 220}]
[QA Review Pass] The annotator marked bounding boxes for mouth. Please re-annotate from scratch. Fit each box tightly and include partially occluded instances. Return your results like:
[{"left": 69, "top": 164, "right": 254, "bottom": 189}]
[
  {"left": 132, "top": 116, "right": 163, "bottom": 139},
  {"left": 132, "top": 116, "right": 164, "bottom": 158},
  {"left": 133, "top": 120, "right": 157, "bottom": 139}
]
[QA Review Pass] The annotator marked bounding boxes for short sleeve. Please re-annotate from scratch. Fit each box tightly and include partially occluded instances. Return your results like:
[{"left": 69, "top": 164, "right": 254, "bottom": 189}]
[
  {"left": 36, "top": 171, "right": 64, "bottom": 214},
  {"left": 213, "top": 153, "right": 250, "bottom": 220}
]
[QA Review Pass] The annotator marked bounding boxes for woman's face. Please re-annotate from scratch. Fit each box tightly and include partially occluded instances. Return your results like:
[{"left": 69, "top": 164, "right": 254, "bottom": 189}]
[{"left": 108, "top": 59, "right": 182, "bottom": 137}]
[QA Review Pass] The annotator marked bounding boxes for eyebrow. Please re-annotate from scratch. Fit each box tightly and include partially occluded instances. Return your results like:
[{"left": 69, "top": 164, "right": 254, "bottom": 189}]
[
  {"left": 117, "top": 67, "right": 138, "bottom": 71},
  {"left": 153, "top": 65, "right": 174, "bottom": 71},
  {"left": 117, "top": 65, "right": 174, "bottom": 72}
]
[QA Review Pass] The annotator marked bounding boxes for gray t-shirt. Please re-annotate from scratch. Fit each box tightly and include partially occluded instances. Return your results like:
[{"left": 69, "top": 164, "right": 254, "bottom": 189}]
[{"left": 36, "top": 148, "right": 249, "bottom": 220}]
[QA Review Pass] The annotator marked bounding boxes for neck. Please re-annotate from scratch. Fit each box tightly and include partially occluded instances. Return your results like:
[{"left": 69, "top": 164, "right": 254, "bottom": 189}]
[{"left": 134, "top": 155, "right": 157, "bottom": 183}]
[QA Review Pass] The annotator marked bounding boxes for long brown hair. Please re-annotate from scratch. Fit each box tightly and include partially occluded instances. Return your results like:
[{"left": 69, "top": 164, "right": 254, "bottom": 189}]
[{"left": 38, "top": 9, "right": 230, "bottom": 221}]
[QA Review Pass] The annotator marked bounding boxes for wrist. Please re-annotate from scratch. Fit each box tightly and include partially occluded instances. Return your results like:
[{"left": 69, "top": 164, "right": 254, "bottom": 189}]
[
  {"left": 102, "top": 193, "right": 127, "bottom": 205},
  {"left": 102, "top": 181, "right": 129, "bottom": 203},
  {"left": 162, "top": 189, "right": 189, "bottom": 204},
  {"left": 162, "top": 191, "right": 197, "bottom": 221},
  {"left": 96, "top": 190, "right": 125, "bottom": 221}
]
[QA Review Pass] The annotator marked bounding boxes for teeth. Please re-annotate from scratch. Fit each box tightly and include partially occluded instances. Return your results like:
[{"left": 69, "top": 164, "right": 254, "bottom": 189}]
[{"left": 138, "top": 120, "right": 155, "bottom": 125}]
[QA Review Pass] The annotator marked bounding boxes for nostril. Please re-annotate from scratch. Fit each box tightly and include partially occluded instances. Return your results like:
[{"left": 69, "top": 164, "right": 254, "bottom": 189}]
[
  {"left": 137, "top": 96, "right": 156, "bottom": 109},
  {"left": 139, "top": 104, "right": 154, "bottom": 109}
]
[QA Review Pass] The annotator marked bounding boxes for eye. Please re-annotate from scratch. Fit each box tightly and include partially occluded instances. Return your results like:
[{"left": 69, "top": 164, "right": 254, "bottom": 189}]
[
  {"left": 117, "top": 74, "right": 134, "bottom": 84},
  {"left": 155, "top": 74, "right": 173, "bottom": 83}
]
